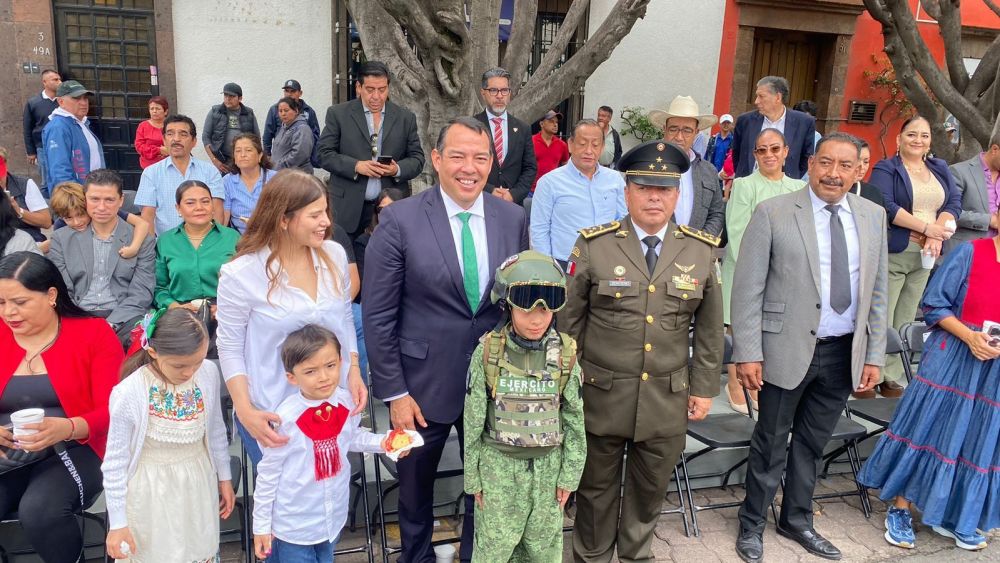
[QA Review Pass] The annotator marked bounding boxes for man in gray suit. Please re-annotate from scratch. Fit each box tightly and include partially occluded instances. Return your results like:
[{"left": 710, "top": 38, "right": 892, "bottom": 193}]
[
  {"left": 946, "top": 126, "right": 999, "bottom": 253},
  {"left": 649, "top": 96, "right": 725, "bottom": 236},
  {"left": 49, "top": 168, "right": 155, "bottom": 347},
  {"left": 731, "top": 133, "right": 888, "bottom": 562}
]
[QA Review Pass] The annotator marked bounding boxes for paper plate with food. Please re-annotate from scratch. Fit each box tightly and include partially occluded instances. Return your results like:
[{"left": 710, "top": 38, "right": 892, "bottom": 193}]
[{"left": 383, "top": 428, "right": 423, "bottom": 461}]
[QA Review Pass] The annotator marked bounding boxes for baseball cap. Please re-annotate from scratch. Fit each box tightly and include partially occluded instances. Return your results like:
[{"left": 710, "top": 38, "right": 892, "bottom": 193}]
[
  {"left": 222, "top": 83, "right": 243, "bottom": 97},
  {"left": 282, "top": 79, "right": 302, "bottom": 91},
  {"left": 56, "top": 80, "right": 93, "bottom": 98},
  {"left": 720, "top": 114, "right": 734, "bottom": 124},
  {"left": 542, "top": 109, "right": 563, "bottom": 121}
]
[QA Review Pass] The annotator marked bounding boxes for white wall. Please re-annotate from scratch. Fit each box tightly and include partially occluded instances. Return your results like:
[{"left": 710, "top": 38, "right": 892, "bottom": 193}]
[
  {"left": 171, "top": 0, "right": 333, "bottom": 160},
  {"left": 583, "top": 1, "right": 726, "bottom": 150}
]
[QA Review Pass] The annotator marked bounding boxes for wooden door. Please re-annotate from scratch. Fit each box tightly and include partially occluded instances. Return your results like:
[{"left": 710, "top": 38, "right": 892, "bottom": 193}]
[{"left": 747, "top": 30, "right": 823, "bottom": 106}]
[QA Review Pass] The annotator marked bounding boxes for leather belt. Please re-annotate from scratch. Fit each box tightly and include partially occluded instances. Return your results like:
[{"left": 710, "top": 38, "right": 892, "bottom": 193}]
[{"left": 816, "top": 332, "right": 853, "bottom": 344}]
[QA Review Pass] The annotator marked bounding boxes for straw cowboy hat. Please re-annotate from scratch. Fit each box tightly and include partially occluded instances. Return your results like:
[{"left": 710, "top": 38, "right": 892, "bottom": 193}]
[{"left": 648, "top": 96, "right": 718, "bottom": 131}]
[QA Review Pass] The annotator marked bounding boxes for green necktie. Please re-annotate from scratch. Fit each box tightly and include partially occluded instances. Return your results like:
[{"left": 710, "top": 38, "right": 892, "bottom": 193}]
[{"left": 457, "top": 212, "right": 480, "bottom": 312}]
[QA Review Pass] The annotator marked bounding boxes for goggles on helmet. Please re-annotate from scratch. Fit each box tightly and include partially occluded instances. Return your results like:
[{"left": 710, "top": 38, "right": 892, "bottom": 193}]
[{"left": 506, "top": 282, "right": 566, "bottom": 312}]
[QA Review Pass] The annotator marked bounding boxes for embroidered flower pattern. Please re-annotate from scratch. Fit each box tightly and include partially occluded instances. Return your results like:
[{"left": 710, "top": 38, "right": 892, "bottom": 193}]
[{"left": 148, "top": 383, "right": 205, "bottom": 421}]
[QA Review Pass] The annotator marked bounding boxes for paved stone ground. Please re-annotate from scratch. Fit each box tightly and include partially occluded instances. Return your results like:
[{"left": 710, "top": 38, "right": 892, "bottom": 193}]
[{"left": 216, "top": 474, "right": 1000, "bottom": 562}]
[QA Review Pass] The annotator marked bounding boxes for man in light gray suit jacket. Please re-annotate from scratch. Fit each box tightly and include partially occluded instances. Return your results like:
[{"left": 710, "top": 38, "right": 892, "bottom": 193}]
[
  {"left": 49, "top": 168, "right": 155, "bottom": 347},
  {"left": 731, "top": 134, "right": 888, "bottom": 563},
  {"left": 946, "top": 131, "right": 1000, "bottom": 254}
]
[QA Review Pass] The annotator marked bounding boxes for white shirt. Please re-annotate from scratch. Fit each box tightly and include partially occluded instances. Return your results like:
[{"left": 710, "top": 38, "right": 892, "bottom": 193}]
[
  {"left": 50, "top": 107, "right": 103, "bottom": 172},
  {"left": 808, "top": 188, "right": 860, "bottom": 337},
  {"left": 674, "top": 149, "right": 697, "bottom": 227},
  {"left": 41, "top": 89, "right": 56, "bottom": 102},
  {"left": 762, "top": 107, "right": 787, "bottom": 135},
  {"left": 215, "top": 241, "right": 359, "bottom": 412},
  {"left": 632, "top": 220, "right": 670, "bottom": 258},
  {"left": 22, "top": 178, "right": 48, "bottom": 212},
  {"left": 485, "top": 110, "right": 509, "bottom": 162},
  {"left": 252, "top": 388, "right": 384, "bottom": 544},
  {"left": 441, "top": 188, "right": 490, "bottom": 300}
]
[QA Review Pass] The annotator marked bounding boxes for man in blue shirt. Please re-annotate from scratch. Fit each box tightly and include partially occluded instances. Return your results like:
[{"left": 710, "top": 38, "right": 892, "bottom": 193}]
[
  {"left": 706, "top": 113, "right": 735, "bottom": 171},
  {"left": 136, "top": 115, "right": 224, "bottom": 235},
  {"left": 530, "top": 119, "right": 626, "bottom": 265}
]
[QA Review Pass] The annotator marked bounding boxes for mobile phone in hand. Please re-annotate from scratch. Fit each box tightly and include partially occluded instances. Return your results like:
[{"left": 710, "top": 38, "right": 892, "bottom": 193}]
[
  {"left": 984, "top": 320, "right": 1000, "bottom": 347},
  {"left": 376, "top": 155, "right": 393, "bottom": 165}
]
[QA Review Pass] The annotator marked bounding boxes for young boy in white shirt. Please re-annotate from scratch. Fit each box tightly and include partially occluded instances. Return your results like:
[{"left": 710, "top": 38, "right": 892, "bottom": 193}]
[{"left": 252, "top": 324, "right": 406, "bottom": 561}]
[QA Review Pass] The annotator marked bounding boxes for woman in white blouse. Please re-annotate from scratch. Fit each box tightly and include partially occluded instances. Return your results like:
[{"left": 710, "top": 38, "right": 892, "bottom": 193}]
[{"left": 216, "top": 169, "right": 367, "bottom": 464}]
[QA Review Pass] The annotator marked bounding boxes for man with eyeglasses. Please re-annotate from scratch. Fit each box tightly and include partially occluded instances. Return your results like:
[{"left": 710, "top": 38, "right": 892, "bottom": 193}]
[
  {"left": 136, "top": 114, "right": 225, "bottom": 235},
  {"left": 317, "top": 61, "right": 425, "bottom": 240},
  {"left": 649, "top": 96, "right": 725, "bottom": 237},
  {"left": 731, "top": 75, "right": 816, "bottom": 180},
  {"left": 474, "top": 67, "right": 537, "bottom": 206},
  {"left": 560, "top": 139, "right": 723, "bottom": 562}
]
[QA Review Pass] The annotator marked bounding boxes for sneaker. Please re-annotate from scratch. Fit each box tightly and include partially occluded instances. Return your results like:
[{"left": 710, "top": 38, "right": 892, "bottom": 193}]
[
  {"left": 884, "top": 507, "right": 916, "bottom": 548},
  {"left": 932, "top": 526, "right": 988, "bottom": 551}
]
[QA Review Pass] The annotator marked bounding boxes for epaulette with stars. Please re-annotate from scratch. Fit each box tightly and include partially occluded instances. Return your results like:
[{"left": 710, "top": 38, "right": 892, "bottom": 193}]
[
  {"left": 677, "top": 225, "right": 722, "bottom": 247},
  {"left": 578, "top": 221, "right": 620, "bottom": 240}
]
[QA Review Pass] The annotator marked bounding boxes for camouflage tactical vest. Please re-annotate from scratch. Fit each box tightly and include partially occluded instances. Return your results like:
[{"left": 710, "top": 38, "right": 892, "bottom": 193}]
[{"left": 481, "top": 329, "right": 577, "bottom": 459}]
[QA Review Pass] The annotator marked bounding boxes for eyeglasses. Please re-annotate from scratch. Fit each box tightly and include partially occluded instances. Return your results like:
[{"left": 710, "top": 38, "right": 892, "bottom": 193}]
[
  {"left": 666, "top": 126, "right": 696, "bottom": 137},
  {"left": 370, "top": 133, "right": 378, "bottom": 158},
  {"left": 753, "top": 145, "right": 784, "bottom": 155},
  {"left": 483, "top": 87, "right": 511, "bottom": 96},
  {"left": 506, "top": 283, "right": 567, "bottom": 312}
]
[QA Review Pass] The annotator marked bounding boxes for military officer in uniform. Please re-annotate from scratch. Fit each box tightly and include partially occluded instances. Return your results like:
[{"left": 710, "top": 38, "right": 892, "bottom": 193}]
[{"left": 561, "top": 140, "right": 724, "bottom": 562}]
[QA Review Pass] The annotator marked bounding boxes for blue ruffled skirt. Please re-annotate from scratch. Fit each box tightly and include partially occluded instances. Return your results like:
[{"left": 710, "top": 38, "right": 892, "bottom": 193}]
[{"left": 858, "top": 328, "right": 1000, "bottom": 534}]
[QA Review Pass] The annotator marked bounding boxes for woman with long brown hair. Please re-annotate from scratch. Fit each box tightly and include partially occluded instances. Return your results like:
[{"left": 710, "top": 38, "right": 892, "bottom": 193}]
[{"left": 215, "top": 169, "right": 366, "bottom": 465}]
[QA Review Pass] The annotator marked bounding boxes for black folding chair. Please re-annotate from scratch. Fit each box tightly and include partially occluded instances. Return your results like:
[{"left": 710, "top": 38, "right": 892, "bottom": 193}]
[
  {"left": 0, "top": 489, "right": 105, "bottom": 563},
  {"left": 841, "top": 328, "right": 911, "bottom": 442},
  {"left": 899, "top": 321, "right": 928, "bottom": 383}
]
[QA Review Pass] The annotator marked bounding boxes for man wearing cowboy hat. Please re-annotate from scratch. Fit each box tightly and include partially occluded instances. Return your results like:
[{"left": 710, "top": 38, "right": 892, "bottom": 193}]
[{"left": 649, "top": 96, "right": 725, "bottom": 237}]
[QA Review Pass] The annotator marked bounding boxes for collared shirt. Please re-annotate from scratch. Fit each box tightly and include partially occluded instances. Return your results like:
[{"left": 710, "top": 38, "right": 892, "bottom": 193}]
[
  {"left": 135, "top": 155, "right": 225, "bottom": 235},
  {"left": 762, "top": 107, "right": 787, "bottom": 135},
  {"left": 485, "top": 110, "right": 509, "bottom": 162},
  {"left": 441, "top": 188, "right": 490, "bottom": 299},
  {"left": 78, "top": 225, "right": 119, "bottom": 312},
  {"left": 363, "top": 102, "right": 386, "bottom": 200},
  {"left": 529, "top": 160, "right": 626, "bottom": 261},
  {"left": 632, "top": 220, "right": 670, "bottom": 258},
  {"left": 531, "top": 133, "right": 569, "bottom": 192},
  {"left": 981, "top": 153, "right": 1000, "bottom": 237},
  {"left": 50, "top": 107, "right": 103, "bottom": 172},
  {"left": 216, "top": 240, "right": 358, "bottom": 413},
  {"left": 154, "top": 221, "right": 240, "bottom": 308},
  {"left": 41, "top": 90, "right": 56, "bottom": 102},
  {"left": 223, "top": 169, "right": 275, "bottom": 234},
  {"left": 674, "top": 150, "right": 698, "bottom": 227},
  {"left": 252, "top": 388, "right": 384, "bottom": 545},
  {"left": 808, "top": 188, "right": 860, "bottom": 337}
]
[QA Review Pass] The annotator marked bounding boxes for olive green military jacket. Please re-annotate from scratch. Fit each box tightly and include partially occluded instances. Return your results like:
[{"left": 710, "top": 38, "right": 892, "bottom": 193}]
[
  {"left": 463, "top": 334, "right": 586, "bottom": 496},
  {"left": 560, "top": 217, "right": 723, "bottom": 442}
]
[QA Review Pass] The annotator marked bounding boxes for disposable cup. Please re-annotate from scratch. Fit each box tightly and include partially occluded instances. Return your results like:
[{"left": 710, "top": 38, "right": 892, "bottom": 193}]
[
  {"left": 944, "top": 219, "right": 957, "bottom": 233},
  {"left": 10, "top": 408, "right": 44, "bottom": 435},
  {"left": 920, "top": 251, "right": 936, "bottom": 270},
  {"left": 433, "top": 543, "right": 456, "bottom": 563}
]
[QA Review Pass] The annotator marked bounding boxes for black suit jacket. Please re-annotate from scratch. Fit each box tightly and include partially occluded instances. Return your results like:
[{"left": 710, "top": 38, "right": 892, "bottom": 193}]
[
  {"left": 474, "top": 111, "right": 537, "bottom": 205},
  {"left": 317, "top": 99, "right": 425, "bottom": 233},
  {"left": 362, "top": 187, "right": 529, "bottom": 423},
  {"left": 731, "top": 108, "right": 815, "bottom": 180}
]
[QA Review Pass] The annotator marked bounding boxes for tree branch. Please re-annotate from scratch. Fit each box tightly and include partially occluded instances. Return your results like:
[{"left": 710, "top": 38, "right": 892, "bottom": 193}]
[
  {"left": 984, "top": 0, "right": 1000, "bottom": 19},
  {"left": 932, "top": 0, "right": 969, "bottom": 93},
  {"left": 502, "top": 0, "right": 539, "bottom": 95},
  {"left": 512, "top": 0, "right": 650, "bottom": 123},
  {"left": 966, "top": 34, "right": 1000, "bottom": 100},
  {"left": 348, "top": 1, "right": 428, "bottom": 107},
  {"left": 470, "top": 0, "right": 502, "bottom": 84},
  {"left": 530, "top": 0, "right": 591, "bottom": 81}
]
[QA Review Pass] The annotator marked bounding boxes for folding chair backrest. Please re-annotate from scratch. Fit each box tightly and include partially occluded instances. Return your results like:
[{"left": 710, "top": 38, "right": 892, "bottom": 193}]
[{"left": 898, "top": 322, "right": 928, "bottom": 383}]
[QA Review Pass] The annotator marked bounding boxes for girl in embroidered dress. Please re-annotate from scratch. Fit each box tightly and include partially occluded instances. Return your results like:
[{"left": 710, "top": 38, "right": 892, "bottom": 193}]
[{"left": 102, "top": 308, "right": 235, "bottom": 562}]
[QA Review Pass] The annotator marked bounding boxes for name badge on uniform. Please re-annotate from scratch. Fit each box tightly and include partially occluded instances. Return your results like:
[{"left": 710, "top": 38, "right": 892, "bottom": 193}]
[
  {"left": 672, "top": 274, "right": 697, "bottom": 291},
  {"left": 608, "top": 280, "right": 632, "bottom": 288}
]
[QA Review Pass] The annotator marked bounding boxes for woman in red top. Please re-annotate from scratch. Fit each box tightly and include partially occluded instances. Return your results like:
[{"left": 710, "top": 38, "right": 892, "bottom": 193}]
[
  {"left": 134, "top": 96, "right": 170, "bottom": 168},
  {"left": 0, "top": 251, "right": 123, "bottom": 561}
]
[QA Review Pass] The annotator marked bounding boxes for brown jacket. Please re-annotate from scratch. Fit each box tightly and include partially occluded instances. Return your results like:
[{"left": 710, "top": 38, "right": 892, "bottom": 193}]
[{"left": 560, "top": 217, "right": 723, "bottom": 442}]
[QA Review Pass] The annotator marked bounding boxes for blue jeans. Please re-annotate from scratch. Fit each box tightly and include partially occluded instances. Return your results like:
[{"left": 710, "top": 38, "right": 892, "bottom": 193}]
[
  {"left": 352, "top": 303, "right": 368, "bottom": 384},
  {"left": 267, "top": 538, "right": 335, "bottom": 562},
  {"left": 36, "top": 148, "right": 49, "bottom": 198},
  {"left": 235, "top": 415, "right": 263, "bottom": 470}
]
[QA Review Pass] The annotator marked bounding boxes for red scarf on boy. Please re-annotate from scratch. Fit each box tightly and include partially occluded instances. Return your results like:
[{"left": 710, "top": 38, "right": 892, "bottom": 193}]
[{"left": 296, "top": 402, "right": 350, "bottom": 480}]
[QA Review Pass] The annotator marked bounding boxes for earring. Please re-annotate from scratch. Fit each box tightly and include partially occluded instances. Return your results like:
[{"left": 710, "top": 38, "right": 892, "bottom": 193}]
[{"left": 50, "top": 301, "right": 56, "bottom": 308}]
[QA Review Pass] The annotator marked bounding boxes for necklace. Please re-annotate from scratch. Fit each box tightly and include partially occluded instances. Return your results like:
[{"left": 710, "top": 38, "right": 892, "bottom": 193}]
[
  {"left": 22, "top": 320, "right": 61, "bottom": 375},
  {"left": 184, "top": 225, "right": 211, "bottom": 241}
]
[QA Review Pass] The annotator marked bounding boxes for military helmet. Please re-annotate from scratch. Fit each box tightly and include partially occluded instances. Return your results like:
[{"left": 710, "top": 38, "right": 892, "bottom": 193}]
[{"left": 490, "top": 250, "right": 567, "bottom": 311}]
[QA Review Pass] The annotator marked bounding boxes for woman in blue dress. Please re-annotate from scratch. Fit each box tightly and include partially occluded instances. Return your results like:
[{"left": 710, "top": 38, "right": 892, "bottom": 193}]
[{"left": 858, "top": 211, "right": 1000, "bottom": 552}]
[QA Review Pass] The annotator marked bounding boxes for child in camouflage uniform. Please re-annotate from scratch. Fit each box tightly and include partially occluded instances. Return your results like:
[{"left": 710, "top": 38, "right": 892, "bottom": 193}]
[{"left": 464, "top": 250, "right": 586, "bottom": 562}]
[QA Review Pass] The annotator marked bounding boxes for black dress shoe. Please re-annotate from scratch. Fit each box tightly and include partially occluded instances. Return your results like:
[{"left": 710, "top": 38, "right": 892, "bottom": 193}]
[
  {"left": 736, "top": 528, "right": 764, "bottom": 563},
  {"left": 776, "top": 525, "right": 842, "bottom": 560}
]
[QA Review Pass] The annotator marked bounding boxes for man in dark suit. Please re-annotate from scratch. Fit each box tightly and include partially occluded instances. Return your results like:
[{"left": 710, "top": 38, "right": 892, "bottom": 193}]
[
  {"left": 474, "top": 67, "right": 537, "bottom": 205},
  {"left": 732, "top": 76, "right": 816, "bottom": 180},
  {"left": 317, "top": 61, "right": 425, "bottom": 238},
  {"left": 363, "top": 117, "right": 529, "bottom": 562}
]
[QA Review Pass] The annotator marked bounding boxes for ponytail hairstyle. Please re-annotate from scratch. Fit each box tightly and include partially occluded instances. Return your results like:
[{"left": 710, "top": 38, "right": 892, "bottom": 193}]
[{"left": 120, "top": 308, "right": 209, "bottom": 379}]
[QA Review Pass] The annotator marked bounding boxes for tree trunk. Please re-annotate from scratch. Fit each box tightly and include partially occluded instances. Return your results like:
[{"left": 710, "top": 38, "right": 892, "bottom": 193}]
[{"left": 347, "top": 0, "right": 650, "bottom": 190}]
